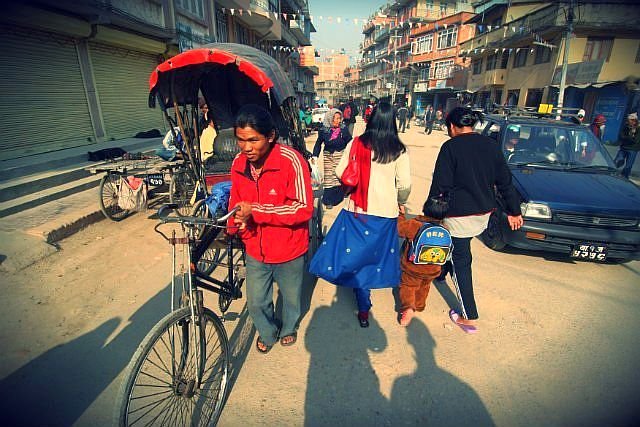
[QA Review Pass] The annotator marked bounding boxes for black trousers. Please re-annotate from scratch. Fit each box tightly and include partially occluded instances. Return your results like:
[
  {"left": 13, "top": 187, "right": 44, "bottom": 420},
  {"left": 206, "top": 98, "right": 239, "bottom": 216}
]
[
  {"left": 438, "top": 237, "right": 477, "bottom": 319},
  {"left": 425, "top": 121, "right": 434, "bottom": 134},
  {"left": 399, "top": 118, "right": 407, "bottom": 132}
]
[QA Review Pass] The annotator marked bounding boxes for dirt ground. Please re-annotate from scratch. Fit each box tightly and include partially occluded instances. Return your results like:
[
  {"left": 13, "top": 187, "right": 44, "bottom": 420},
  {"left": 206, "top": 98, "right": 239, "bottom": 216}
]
[{"left": 1, "top": 121, "right": 639, "bottom": 426}]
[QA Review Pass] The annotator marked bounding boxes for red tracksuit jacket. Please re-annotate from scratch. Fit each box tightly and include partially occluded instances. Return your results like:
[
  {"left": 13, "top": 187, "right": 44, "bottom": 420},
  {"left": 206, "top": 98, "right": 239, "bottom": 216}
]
[{"left": 227, "top": 144, "right": 313, "bottom": 263}]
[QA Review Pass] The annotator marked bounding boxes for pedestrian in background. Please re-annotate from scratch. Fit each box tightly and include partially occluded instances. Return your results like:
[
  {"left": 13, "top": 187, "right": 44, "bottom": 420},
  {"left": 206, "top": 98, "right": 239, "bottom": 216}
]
[
  {"left": 424, "top": 105, "right": 435, "bottom": 135},
  {"left": 228, "top": 104, "right": 313, "bottom": 353},
  {"left": 397, "top": 103, "right": 409, "bottom": 133},
  {"left": 588, "top": 114, "right": 606, "bottom": 140},
  {"left": 428, "top": 107, "right": 523, "bottom": 333},
  {"left": 341, "top": 96, "right": 359, "bottom": 136},
  {"left": 312, "top": 108, "right": 352, "bottom": 209},
  {"left": 309, "top": 102, "right": 411, "bottom": 328},
  {"left": 615, "top": 112, "right": 640, "bottom": 179}
]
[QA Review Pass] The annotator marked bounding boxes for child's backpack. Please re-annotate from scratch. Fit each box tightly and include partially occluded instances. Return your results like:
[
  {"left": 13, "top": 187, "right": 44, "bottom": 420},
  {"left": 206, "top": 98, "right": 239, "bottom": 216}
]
[{"left": 407, "top": 222, "right": 453, "bottom": 265}]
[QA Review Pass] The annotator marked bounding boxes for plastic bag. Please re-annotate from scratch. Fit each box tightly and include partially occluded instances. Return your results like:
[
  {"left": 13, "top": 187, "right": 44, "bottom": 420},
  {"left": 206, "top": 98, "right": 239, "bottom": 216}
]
[{"left": 310, "top": 157, "right": 323, "bottom": 189}]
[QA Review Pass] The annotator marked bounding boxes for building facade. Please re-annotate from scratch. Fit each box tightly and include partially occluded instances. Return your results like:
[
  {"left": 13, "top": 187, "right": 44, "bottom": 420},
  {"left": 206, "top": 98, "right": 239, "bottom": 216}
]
[
  {"left": 461, "top": 0, "right": 640, "bottom": 141},
  {"left": 355, "top": 0, "right": 473, "bottom": 113},
  {"left": 314, "top": 53, "right": 349, "bottom": 107},
  {"left": 0, "top": 0, "right": 315, "bottom": 160}
]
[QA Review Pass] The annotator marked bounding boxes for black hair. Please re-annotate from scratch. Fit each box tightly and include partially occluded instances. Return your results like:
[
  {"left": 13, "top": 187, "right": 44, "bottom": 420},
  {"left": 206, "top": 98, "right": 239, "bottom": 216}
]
[
  {"left": 445, "top": 107, "right": 482, "bottom": 130},
  {"left": 234, "top": 104, "right": 278, "bottom": 141},
  {"left": 359, "top": 101, "right": 406, "bottom": 164}
]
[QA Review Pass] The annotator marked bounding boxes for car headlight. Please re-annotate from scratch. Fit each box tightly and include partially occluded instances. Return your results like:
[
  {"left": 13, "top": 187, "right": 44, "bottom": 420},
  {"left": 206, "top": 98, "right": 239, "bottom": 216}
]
[{"left": 520, "top": 202, "right": 552, "bottom": 220}]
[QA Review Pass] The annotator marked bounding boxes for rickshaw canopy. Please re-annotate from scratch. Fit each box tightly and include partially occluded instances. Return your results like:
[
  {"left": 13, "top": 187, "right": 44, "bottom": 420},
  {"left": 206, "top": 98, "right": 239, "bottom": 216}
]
[{"left": 149, "top": 44, "right": 297, "bottom": 122}]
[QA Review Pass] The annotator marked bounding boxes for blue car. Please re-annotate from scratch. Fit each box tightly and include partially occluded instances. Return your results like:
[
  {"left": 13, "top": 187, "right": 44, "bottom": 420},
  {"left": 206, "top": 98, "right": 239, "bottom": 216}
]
[{"left": 476, "top": 115, "right": 640, "bottom": 263}]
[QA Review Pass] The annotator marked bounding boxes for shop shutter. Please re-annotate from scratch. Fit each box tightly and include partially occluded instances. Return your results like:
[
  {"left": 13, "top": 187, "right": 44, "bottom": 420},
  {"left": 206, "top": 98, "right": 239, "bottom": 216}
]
[
  {"left": 0, "top": 25, "right": 95, "bottom": 160},
  {"left": 90, "top": 43, "right": 166, "bottom": 140}
]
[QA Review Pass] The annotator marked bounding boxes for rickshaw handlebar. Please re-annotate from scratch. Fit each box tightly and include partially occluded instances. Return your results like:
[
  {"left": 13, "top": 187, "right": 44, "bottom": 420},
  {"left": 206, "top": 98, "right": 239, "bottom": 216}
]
[{"left": 157, "top": 204, "right": 240, "bottom": 226}]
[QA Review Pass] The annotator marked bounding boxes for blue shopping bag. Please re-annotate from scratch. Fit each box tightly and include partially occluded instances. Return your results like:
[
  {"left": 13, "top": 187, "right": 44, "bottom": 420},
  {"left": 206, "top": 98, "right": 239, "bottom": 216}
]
[{"left": 308, "top": 209, "right": 400, "bottom": 289}]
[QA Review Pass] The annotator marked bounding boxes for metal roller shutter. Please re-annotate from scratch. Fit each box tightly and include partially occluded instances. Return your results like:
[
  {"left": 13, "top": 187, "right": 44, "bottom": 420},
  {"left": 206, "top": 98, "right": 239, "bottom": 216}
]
[
  {"left": 0, "top": 25, "right": 95, "bottom": 160},
  {"left": 90, "top": 43, "right": 166, "bottom": 140}
]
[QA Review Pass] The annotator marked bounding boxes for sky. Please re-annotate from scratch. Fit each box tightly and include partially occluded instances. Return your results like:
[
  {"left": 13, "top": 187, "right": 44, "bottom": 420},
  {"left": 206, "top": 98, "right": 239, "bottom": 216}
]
[{"left": 308, "top": 0, "right": 383, "bottom": 63}]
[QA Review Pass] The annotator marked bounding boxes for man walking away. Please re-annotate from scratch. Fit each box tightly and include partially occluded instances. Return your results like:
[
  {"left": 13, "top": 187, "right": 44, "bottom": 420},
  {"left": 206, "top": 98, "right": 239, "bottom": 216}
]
[
  {"left": 397, "top": 104, "right": 409, "bottom": 133},
  {"left": 424, "top": 105, "right": 435, "bottom": 135},
  {"left": 342, "top": 96, "right": 359, "bottom": 136},
  {"left": 615, "top": 112, "right": 640, "bottom": 179}
]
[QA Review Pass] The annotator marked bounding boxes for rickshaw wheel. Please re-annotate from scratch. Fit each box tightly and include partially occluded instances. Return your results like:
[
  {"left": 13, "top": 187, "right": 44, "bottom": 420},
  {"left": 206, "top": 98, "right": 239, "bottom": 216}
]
[
  {"left": 191, "top": 199, "right": 223, "bottom": 275},
  {"left": 99, "top": 174, "right": 129, "bottom": 221},
  {"left": 169, "top": 170, "right": 196, "bottom": 216}
]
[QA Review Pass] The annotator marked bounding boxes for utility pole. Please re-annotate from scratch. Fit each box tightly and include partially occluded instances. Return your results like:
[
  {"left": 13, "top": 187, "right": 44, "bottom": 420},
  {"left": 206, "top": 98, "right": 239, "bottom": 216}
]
[{"left": 556, "top": 0, "right": 574, "bottom": 118}]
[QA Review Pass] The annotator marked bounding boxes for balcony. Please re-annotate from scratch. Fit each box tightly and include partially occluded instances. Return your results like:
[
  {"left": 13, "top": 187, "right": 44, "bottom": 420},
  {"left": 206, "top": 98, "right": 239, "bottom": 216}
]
[
  {"left": 375, "top": 27, "right": 390, "bottom": 43},
  {"left": 289, "top": 19, "right": 310, "bottom": 45},
  {"left": 220, "top": 0, "right": 276, "bottom": 40},
  {"left": 460, "top": 4, "right": 562, "bottom": 55}
]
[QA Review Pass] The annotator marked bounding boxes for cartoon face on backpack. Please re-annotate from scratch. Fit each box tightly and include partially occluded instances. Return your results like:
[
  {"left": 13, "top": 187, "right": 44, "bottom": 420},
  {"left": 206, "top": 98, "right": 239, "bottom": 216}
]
[{"left": 418, "top": 246, "right": 448, "bottom": 264}]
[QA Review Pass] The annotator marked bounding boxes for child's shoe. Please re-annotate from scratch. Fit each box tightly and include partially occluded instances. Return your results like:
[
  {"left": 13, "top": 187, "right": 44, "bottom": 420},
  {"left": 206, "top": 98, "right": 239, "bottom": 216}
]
[{"left": 399, "top": 308, "right": 414, "bottom": 327}]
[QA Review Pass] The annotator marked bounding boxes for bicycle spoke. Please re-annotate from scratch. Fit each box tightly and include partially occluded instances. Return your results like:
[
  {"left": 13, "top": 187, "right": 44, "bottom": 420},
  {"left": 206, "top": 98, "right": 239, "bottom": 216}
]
[{"left": 128, "top": 392, "right": 175, "bottom": 425}]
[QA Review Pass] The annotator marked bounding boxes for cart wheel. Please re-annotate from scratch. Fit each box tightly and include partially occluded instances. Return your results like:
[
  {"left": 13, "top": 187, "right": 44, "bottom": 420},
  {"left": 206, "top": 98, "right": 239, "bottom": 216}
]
[
  {"left": 190, "top": 199, "right": 210, "bottom": 240},
  {"left": 99, "top": 174, "right": 129, "bottom": 221},
  {"left": 169, "top": 170, "right": 196, "bottom": 216}
]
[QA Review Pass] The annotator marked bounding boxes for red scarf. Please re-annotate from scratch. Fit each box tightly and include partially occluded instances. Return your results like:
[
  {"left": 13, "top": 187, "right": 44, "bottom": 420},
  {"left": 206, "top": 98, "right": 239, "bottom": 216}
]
[{"left": 350, "top": 137, "right": 372, "bottom": 212}]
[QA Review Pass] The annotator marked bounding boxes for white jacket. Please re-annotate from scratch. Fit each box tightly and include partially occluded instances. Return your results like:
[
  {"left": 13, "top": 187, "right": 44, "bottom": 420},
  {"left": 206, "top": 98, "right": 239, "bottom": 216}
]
[{"left": 336, "top": 140, "right": 411, "bottom": 218}]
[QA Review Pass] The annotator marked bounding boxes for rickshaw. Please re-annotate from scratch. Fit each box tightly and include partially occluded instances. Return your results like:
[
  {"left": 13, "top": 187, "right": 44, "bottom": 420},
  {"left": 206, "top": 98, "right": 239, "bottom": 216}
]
[{"left": 114, "top": 43, "right": 323, "bottom": 426}]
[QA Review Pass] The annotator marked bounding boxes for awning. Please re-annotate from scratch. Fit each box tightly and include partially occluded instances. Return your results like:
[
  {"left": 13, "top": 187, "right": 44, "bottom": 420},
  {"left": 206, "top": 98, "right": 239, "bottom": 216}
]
[{"left": 548, "top": 81, "right": 619, "bottom": 89}]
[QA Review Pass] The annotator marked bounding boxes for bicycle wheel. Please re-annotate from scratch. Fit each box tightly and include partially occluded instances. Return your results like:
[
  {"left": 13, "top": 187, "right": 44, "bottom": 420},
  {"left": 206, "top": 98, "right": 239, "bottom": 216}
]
[
  {"left": 115, "top": 307, "right": 229, "bottom": 427},
  {"left": 169, "top": 170, "right": 197, "bottom": 216},
  {"left": 99, "top": 174, "right": 129, "bottom": 221}
]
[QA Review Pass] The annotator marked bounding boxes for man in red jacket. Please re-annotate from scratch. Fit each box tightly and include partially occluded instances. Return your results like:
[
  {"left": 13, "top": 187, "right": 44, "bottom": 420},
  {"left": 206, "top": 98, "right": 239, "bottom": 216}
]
[{"left": 228, "top": 105, "right": 313, "bottom": 353}]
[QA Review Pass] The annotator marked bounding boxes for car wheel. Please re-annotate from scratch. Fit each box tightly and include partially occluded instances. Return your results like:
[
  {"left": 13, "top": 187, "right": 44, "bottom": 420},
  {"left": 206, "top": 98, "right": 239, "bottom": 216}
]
[{"left": 481, "top": 211, "right": 506, "bottom": 251}]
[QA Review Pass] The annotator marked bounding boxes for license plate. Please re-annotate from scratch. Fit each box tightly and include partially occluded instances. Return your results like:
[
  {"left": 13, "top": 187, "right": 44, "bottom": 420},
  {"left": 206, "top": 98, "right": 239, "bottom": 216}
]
[
  {"left": 146, "top": 174, "right": 164, "bottom": 186},
  {"left": 570, "top": 243, "right": 607, "bottom": 261}
]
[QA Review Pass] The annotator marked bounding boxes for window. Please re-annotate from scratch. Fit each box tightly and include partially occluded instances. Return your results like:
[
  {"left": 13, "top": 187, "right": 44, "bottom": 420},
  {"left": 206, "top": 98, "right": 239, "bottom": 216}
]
[
  {"left": 513, "top": 49, "right": 528, "bottom": 68},
  {"left": 419, "top": 64, "right": 431, "bottom": 80},
  {"left": 472, "top": 58, "right": 483, "bottom": 74},
  {"left": 506, "top": 89, "right": 520, "bottom": 106},
  {"left": 216, "top": 7, "right": 228, "bottom": 42},
  {"left": 176, "top": 0, "right": 204, "bottom": 19},
  {"left": 499, "top": 50, "right": 510, "bottom": 69},
  {"left": 583, "top": 37, "right": 613, "bottom": 62},
  {"left": 494, "top": 89, "right": 503, "bottom": 105},
  {"left": 415, "top": 34, "right": 433, "bottom": 54},
  {"left": 534, "top": 46, "right": 551, "bottom": 64},
  {"left": 437, "top": 27, "right": 458, "bottom": 49},
  {"left": 486, "top": 53, "right": 498, "bottom": 71},
  {"left": 434, "top": 59, "right": 454, "bottom": 79},
  {"left": 526, "top": 88, "right": 543, "bottom": 107}
]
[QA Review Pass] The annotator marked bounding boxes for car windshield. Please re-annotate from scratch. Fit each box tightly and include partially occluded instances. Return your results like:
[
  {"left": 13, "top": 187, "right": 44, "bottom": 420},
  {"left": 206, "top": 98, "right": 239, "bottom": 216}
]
[{"left": 501, "top": 124, "right": 615, "bottom": 169}]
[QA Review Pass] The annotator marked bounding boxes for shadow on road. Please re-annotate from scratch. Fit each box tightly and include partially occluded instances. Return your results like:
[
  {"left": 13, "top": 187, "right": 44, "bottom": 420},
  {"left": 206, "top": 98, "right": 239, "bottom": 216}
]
[
  {"left": 0, "top": 284, "right": 172, "bottom": 427},
  {"left": 389, "top": 319, "right": 495, "bottom": 425},
  {"left": 304, "top": 286, "right": 389, "bottom": 425}
]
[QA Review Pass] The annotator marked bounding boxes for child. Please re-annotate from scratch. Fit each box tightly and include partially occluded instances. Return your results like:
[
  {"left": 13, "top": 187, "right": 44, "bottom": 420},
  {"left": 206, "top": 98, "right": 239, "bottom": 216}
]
[{"left": 397, "top": 206, "right": 443, "bottom": 326}]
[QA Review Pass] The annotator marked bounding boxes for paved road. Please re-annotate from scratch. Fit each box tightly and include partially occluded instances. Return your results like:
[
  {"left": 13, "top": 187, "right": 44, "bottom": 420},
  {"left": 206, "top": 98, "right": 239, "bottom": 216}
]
[{"left": 0, "top": 120, "right": 639, "bottom": 426}]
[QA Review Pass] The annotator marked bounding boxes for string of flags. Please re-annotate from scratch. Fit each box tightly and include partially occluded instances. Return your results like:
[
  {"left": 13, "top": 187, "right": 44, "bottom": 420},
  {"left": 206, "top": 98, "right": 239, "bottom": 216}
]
[{"left": 218, "top": 7, "right": 368, "bottom": 26}]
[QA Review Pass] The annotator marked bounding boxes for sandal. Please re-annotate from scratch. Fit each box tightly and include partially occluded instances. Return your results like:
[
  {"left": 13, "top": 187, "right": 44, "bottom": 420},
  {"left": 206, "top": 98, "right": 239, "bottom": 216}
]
[
  {"left": 449, "top": 309, "right": 478, "bottom": 334},
  {"left": 280, "top": 333, "right": 297, "bottom": 346},
  {"left": 255, "top": 336, "right": 273, "bottom": 354}
]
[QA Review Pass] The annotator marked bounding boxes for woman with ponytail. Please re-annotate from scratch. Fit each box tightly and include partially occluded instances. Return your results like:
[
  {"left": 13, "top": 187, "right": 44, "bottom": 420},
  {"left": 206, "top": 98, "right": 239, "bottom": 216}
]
[{"left": 427, "top": 107, "right": 523, "bottom": 333}]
